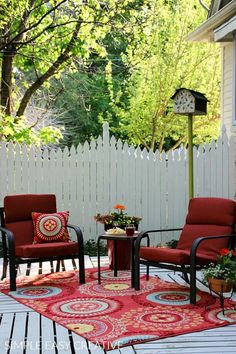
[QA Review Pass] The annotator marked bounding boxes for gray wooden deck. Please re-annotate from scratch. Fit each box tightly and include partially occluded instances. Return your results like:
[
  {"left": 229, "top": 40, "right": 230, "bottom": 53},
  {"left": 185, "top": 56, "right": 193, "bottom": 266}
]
[{"left": 0, "top": 257, "right": 236, "bottom": 354}]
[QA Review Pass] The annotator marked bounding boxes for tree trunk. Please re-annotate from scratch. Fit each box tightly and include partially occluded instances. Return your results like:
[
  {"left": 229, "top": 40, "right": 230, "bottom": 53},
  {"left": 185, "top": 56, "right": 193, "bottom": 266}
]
[
  {"left": 1, "top": 47, "right": 15, "bottom": 116},
  {"left": 16, "top": 20, "right": 82, "bottom": 117}
]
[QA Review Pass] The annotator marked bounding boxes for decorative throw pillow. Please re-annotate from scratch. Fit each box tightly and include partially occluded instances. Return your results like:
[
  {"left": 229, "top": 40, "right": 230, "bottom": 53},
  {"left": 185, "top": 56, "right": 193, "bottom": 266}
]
[{"left": 32, "top": 211, "right": 70, "bottom": 243}]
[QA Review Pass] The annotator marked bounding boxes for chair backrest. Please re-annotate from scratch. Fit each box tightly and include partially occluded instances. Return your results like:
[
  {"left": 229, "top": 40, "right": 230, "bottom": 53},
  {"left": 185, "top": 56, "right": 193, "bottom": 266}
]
[
  {"left": 3, "top": 194, "right": 57, "bottom": 246},
  {"left": 177, "top": 197, "right": 236, "bottom": 259}
]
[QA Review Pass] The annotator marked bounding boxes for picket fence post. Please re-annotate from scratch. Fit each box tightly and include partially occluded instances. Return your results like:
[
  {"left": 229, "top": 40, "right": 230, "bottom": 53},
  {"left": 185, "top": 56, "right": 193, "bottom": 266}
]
[{"left": 0, "top": 124, "right": 235, "bottom": 243}]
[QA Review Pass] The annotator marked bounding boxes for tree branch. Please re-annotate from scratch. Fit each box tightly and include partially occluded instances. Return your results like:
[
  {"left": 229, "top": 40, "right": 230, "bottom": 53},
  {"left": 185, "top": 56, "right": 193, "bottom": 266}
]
[
  {"left": 16, "top": 20, "right": 82, "bottom": 117},
  {"left": 0, "top": 0, "right": 67, "bottom": 51}
]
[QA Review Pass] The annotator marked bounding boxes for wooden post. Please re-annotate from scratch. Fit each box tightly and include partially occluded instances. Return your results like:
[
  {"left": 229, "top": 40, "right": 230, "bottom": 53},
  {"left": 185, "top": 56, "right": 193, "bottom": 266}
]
[{"left": 188, "top": 113, "right": 194, "bottom": 199}]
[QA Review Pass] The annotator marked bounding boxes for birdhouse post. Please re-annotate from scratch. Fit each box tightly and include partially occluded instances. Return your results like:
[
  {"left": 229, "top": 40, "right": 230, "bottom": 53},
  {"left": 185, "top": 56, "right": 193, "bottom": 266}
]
[{"left": 171, "top": 88, "right": 208, "bottom": 200}]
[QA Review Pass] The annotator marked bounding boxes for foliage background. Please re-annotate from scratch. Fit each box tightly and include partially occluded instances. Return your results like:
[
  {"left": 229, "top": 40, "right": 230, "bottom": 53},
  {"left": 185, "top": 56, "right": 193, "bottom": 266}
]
[{"left": 0, "top": 0, "right": 220, "bottom": 151}]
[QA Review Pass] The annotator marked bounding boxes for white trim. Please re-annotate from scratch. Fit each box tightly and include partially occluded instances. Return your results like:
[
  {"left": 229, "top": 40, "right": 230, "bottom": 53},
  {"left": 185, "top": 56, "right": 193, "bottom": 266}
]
[
  {"left": 214, "top": 15, "right": 236, "bottom": 41},
  {"left": 186, "top": 1, "right": 236, "bottom": 42},
  {"left": 233, "top": 34, "right": 236, "bottom": 125}
]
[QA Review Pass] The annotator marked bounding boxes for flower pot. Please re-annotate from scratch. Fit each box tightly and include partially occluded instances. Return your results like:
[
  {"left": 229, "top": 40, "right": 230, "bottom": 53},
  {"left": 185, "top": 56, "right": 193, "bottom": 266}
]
[{"left": 208, "top": 278, "right": 232, "bottom": 293}]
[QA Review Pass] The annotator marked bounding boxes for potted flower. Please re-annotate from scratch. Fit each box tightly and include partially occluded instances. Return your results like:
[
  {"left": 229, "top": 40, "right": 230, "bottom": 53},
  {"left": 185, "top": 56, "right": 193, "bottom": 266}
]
[
  {"left": 94, "top": 204, "right": 142, "bottom": 270},
  {"left": 203, "top": 248, "right": 236, "bottom": 293},
  {"left": 94, "top": 204, "right": 142, "bottom": 230}
]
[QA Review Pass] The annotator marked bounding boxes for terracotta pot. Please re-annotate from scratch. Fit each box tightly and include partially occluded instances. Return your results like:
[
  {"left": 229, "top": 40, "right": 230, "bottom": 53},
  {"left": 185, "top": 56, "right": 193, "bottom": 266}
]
[{"left": 208, "top": 278, "right": 232, "bottom": 293}]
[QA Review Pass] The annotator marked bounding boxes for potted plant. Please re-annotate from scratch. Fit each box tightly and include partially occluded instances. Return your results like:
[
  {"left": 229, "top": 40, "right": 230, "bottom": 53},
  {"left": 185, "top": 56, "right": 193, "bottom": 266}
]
[
  {"left": 94, "top": 204, "right": 142, "bottom": 270},
  {"left": 203, "top": 248, "right": 236, "bottom": 293},
  {"left": 94, "top": 204, "right": 142, "bottom": 230}
]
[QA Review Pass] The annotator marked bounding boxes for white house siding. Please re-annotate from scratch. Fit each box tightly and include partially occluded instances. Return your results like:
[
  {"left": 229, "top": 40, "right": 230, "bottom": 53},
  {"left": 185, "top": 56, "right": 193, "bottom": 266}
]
[
  {"left": 186, "top": 2, "right": 236, "bottom": 199},
  {"left": 221, "top": 42, "right": 236, "bottom": 197},
  {"left": 221, "top": 42, "right": 233, "bottom": 135}
]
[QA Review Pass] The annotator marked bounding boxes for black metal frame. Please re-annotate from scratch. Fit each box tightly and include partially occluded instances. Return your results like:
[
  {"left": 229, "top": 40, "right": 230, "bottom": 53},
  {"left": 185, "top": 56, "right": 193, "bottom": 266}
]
[
  {"left": 0, "top": 207, "right": 85, "bottom": 291},
  {"left": 134, "top": 228, "right": 236, "bottom": 304},
  {"left": 97, "top": 233, "right": 150, "bottom": 288}
]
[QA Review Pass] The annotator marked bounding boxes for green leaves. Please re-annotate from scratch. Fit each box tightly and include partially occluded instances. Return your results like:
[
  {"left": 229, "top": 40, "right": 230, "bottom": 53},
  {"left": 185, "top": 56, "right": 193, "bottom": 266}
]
[
  {"left": 203, "top": 249, "right": 236, "bottom": 284},
  {"left": 0, "top": 0, "right": 221, "bottom": 149},
  {"left": 0, "top": 113, "right": 62, "bottom": 145},
  {"left": 116, "top": 0, "right": 221, "bottom": 151},
  {"left": 0, "top": 0, "right": 150, "bottom": 145}
]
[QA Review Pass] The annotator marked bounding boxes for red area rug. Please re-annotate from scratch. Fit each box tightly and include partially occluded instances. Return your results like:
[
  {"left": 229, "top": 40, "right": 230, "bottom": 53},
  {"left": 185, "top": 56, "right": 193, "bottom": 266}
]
[{"left": 1, "top": 269, "right": 236, "bottom": 350}]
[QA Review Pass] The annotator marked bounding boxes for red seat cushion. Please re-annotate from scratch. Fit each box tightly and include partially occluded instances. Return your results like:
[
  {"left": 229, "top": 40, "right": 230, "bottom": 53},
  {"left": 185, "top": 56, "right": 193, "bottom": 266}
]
[
  {"left": 177, "top": 224, "right": 233, "bottom": 258},
  {"left": 4, "top": 194, "right": 56, "bottom": 223},
  {"left": 139, "top": 247, "right": 219, "bottom": 265},
  {"left": 5, "top": 221, "right": 35, "bottom": 246},
  {"left": 140, "top": 198, "right": 236, "bottom": 266},
  {"left": 4, "top": 194, "right": 57, "bottom": 246},
  {"left": 140, "top": 247, "right": 189, "bottom": 264},
  {"left": 186, "top": 197, "right": 235, "bottom": 226},
  {"left": 16, "top": 241, "right": 79, "bottom": 258},
  {"left": 177, "top": 197, "right": 235, "bottom": 259}
]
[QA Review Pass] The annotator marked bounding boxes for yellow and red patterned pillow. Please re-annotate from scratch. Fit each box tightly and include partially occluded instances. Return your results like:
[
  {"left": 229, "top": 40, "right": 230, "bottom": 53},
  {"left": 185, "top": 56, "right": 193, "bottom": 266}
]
[{"left": 32, "top": 211, "right": 70, "bottom": 243}]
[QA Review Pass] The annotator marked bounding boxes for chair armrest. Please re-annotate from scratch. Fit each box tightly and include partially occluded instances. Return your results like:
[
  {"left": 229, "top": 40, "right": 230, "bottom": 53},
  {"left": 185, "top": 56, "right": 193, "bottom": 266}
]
[
  {"left": 0, "top": 207, "right": 4, "bottom": 222},
  {"left": 0, "top": 225, "right": 14, "bottom": 242},
  {"left": 190, "top": 233, "right": 236, "bottom": 260},
  {"left": 189, "top": 233, "right": 236, "bottom": 275},
  {"left": 134, "top": 228, "right": 182, "bottom": 254},
  {"left": 67, "top": 224, "right": 84, "bottom": 252},
  {"left": 0, "top": 225, "right": 15, "bottom": 252}
]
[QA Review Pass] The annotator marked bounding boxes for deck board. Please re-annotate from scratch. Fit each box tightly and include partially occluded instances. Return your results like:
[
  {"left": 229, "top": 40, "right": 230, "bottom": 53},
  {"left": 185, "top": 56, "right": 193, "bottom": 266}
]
[
  {"left": 0, "top": 257, "right": 236, "bottom": 353},
  {"left": 25, "top": 312, "right": 40, "bottom": 354}
]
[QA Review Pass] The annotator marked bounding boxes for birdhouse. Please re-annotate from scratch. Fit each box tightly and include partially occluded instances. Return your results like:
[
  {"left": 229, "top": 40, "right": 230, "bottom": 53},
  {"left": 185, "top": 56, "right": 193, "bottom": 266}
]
[{"left": 171, "top": 88, "right": 208, "bottom": 116}]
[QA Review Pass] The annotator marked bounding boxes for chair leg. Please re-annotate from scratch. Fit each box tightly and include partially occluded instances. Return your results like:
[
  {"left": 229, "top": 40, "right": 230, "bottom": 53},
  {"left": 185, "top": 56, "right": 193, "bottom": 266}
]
[
  {"left": 50, "top": 261, "right": 54, "bottom": 273},
  {"left": 56, "top": 260, "right": 60, "bottom": 272},
  {"left": 134, "top": 256, "right": 140, "bottom": 290},
  {"left": 9, "top": 258, "right": 16, "bottom": 291},
  {"left": 26, "top": 262, "right": 31, "bottom": 276},
  {"left": 190, "top": 266, "right": 197, "bottom": 304},
  {"left": 146, "top": 265, "right": 149, "bottom": 281},
  {"left": 78, "top": 254, "right": 85, "bottom": 284},
  {"left": 1, "top": 258, "right": 8, "bottom": 280},
  {"left": 183, "top": 272, "right": 189, "bottom": 283},
  {"left": 181, "top": 266, "right": 189, "bottom": 283}
]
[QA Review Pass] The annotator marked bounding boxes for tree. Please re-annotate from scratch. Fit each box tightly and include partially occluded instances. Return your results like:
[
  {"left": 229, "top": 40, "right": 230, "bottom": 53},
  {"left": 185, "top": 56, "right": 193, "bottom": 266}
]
[
  {"left": 115, "top": 0, "right": 221, "bottom": 151},
  {"left": 0, "top": 0, "right": 146, "bottom": 143},
  {"left": 51, "top": 31, "right": 131, "bottom": 146}
]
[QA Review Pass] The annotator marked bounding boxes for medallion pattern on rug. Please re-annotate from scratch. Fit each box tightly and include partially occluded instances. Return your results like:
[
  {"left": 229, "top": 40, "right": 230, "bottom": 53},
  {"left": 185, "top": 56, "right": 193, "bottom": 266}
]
[{"left": 1, "top": 269, "right": 236, "bottom": 350}]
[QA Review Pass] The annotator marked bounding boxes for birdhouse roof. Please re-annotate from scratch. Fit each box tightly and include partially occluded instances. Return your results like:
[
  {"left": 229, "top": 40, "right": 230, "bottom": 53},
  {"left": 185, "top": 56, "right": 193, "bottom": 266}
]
[{"left": 171, "top": 88, "right": 209, "bottom": 101}]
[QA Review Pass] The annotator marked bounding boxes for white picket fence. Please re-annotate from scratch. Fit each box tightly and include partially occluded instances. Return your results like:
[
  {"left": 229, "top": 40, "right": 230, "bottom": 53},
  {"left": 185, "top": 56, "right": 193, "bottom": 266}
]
[{"left": 0, "top": 123, "right": 235, "bottom": 244}]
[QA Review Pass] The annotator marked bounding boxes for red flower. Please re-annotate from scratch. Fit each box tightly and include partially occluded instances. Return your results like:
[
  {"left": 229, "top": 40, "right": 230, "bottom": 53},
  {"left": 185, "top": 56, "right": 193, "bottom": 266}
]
[
  {"left": 220, "top": 248, "right": 230, "bottom": 256},
  {"left": 113, "top": 204, "right": 126, "bottom": 211}
]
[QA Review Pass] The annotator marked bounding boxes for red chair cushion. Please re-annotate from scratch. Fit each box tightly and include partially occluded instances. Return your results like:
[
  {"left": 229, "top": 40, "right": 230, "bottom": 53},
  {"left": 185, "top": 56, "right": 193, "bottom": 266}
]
[
  {"left": 177, "top": 224, "right": 233, "bottom": 258},
  {"left": 4, "top": 194, "right": 57, "bottom": 246},
  {"left": 186, "top": 197, "right": 235, "bottom": 226},
  {"left": 140, "top": 247, "right": 189, "bottom": 264},
  {"left": 32, "top": 211, "right": 70, "bottom": 243},
  {"left": 139, "top": 247, "right": 218, "bottom": 265},
  {"left": 140, "top": 198, "right": 235, "bottom": 269},
  {"left": 4, "top": 194, "right": 56, "bottom": 223},
  {"left": 16, "top": 241, "right": 79, "bottom": 258},
  {"left": 5, "top": 221, "right": 34, "bottom": 246}
]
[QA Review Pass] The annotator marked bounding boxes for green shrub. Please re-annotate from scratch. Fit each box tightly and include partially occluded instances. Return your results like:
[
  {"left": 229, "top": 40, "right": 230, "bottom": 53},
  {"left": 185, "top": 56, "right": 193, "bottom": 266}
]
[
  {"left": 166, "top": 239, "right": 178, "bottom": 249},
  {"left": 84, "top": 239, "right": 107, "bottom": 257}
]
